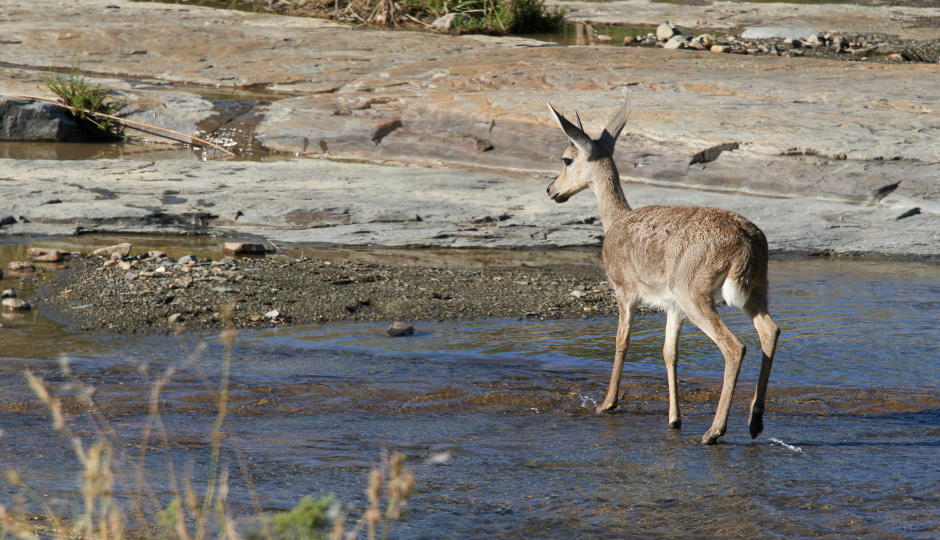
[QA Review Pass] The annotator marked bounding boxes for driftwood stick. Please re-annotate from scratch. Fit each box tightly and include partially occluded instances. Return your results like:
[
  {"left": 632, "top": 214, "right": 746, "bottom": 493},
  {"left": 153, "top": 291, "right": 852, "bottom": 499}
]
[{"left": 0, "top": 92, "right": 237, "bottom": 157}]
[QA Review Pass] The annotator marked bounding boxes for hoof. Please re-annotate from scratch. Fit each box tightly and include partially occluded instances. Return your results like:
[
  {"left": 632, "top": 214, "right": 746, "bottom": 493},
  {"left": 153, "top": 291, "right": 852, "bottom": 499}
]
[
  {"left": 749, "top": 415, "right": 764, "bottom": 439},
  {"left": 701, "top": 429, "right": 722, "bottom": 445},
  {"left": 595, "top": 402, "right": 617, "bottom": 414},
  {"left": 669, "top": 418, "right": 682, "bottom": 430}
]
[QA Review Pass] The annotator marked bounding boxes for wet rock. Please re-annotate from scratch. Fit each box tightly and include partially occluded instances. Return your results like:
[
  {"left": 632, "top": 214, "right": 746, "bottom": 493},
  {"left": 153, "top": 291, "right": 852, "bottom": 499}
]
[
  {"left": 8, "top": 261, "right": 35, "bottom": 272},
  {"left": 223, "top": 242, "right": 266, "bottom": 255},
  {"left": 656, "top": 23, "right": 677, "bottom": 41},
  {"left": 0, "top": 97, "right": 90, "bottom": 142},
  {"left": 2, "top": 298, "right": 31, "bottom": 310},
  {"left": 168, "top": 313, "right": 184, "bottom": 324},
  {"left": 28, "top": 248, "right": 64, "bottom": 262},
  {"left": 1, "top": 289, "right": 16, "bottom": 298},
  {"left": 430, "top": 13, "right": 469, "bottom": 31},
  {"left": 386, "top": 321, "right": 415, "bottom": 337},
  {"left": 94, "top": 243, "right": 133, "bottom": 258}
]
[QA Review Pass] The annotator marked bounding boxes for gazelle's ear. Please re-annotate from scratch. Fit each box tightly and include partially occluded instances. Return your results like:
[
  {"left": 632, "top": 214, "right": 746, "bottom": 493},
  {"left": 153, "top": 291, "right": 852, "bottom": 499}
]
[
  {"left": 597, "top": 95, "right": 631, "bottom": 156},
  {"left": 546, "top": 103, "right": 605, "bottom": 160}
]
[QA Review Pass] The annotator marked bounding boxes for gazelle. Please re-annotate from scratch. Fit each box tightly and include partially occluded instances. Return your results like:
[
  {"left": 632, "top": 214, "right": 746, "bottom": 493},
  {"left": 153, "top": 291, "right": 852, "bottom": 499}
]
[{"left": 546, "top": 96, "right": 780, "bottom": 445}]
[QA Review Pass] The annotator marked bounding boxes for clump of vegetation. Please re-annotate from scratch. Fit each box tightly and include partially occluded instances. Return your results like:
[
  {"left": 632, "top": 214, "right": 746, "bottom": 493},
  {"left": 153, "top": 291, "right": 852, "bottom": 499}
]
[
  {"left": 0, "top": 321, "right": 416, "bottom": 540},
  {"left": 288, "top": 0, "right": 565, "bottom": 34},
  {"left": 439, "top": 0, "right": 566, "bottom": 34},
  {"left": 45, "top": 58, "right": 127, "bottom": 137},
  {"left": 269, "top": 496, "right": 335, "bottom": 540}
]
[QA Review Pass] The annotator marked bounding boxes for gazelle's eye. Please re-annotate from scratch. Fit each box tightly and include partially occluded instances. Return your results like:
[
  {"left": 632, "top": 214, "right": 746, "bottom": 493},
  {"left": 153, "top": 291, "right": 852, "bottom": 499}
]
[{"left": 562, "top": 157, "right": 573, "bottom": 167}]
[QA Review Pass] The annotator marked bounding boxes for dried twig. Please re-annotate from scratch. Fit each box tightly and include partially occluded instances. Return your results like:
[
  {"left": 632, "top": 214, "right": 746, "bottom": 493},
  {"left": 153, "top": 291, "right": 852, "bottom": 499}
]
[{"left": 0, "top": 92, "right": 237, "bottom": 157}]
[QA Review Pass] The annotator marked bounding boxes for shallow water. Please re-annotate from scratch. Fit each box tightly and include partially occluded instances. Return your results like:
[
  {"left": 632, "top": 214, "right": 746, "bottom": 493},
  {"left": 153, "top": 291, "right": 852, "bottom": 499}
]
[{"left": 1, "top": 256, "right": 939, "bottom": 538}]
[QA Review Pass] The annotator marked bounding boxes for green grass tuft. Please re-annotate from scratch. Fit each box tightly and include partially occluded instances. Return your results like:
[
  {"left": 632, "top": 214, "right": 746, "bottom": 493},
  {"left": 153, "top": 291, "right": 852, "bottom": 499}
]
[{"left": 45, "top": 57, "right": 127, "bottom": 137}]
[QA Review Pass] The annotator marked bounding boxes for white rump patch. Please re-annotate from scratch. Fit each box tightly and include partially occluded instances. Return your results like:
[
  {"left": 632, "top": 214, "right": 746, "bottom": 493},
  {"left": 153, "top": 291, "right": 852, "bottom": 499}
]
[{"left": 721, "top": 277, "right": 749, "bottom": 309}]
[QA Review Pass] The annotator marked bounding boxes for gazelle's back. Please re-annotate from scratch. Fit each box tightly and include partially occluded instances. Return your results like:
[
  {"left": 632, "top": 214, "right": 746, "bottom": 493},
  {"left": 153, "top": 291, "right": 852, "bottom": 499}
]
[{"left": 602, "top": 205, "right": 769, "bottom": 305}]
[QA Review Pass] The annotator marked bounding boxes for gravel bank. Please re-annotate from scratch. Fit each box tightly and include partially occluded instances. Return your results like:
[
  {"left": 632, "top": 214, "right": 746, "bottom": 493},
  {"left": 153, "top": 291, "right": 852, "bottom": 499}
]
[{"left": 40, "top": 252, "right": 618, "bottom": 334}]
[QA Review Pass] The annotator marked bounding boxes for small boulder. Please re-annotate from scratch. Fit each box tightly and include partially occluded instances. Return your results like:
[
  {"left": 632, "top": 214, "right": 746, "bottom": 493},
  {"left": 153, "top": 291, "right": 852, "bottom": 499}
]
[
  {"left": 711, "top": 45, "right": 731, "bottom": 54},
  {"left": 148, "top": 251, "right": 168, "bottom": 259},
  {"left": 222, "top": 242, "right": 266, "bottom": 255},
  {"left": 177, "top": 255, "right": 197, "bottom": 265},
  {"left": 596, "top": 35, "right": 613, "bottom": 44},
  {"left": 2, "top": 298, "right": 31, "bottom": 311},
  {"left": 28, "top": 249, "right": 64, "bottom": 263},
  {"left": 8, "top": 261, "right": 35, "bottom": 273},
  {"left": 806, "top": 34, "right": 824, "bottom": 46},
  {"left": 829, "top": 36, "right": 848, "bottom": 52},
  {"left": 103, "top": 260, "right": 118, "bottom": 268},
  {"left": 663, "top": 36, "right": 688, "bottom": 50},
  {"left": 386, "top": 321, "right": 415, "bottom": 337},
  {"left": 656, "top": 23, "right": 677, "bottom": 41},
  {"left": 698, "top": 34, "right": 717, "bottom": 47},
  {"left": 623, "top": 36, "right": 637, "bottom": 46},
  {"left": 0, "top": 216, "right": 17, "bottom": 227},
  {"left": 1, "top": 289, "right": 16, "bottom": 298},
  {"left": 264, "top": 309, "right": 281, "bottom": 320},
  {"left": 94, "top": 243, "right": 133, "bottom": 258}
]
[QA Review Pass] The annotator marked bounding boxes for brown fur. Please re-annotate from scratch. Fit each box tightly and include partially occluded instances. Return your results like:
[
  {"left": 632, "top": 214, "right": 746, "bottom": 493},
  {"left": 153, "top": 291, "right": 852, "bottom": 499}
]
[{"left": 546, "top": 98, "right": 780, "bottom": 445}]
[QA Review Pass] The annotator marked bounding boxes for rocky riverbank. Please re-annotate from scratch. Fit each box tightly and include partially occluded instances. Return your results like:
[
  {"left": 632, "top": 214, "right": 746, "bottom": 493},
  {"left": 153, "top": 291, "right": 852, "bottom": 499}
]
[{"left": 39, "top": 247, "right": 616, "bottom": 334}]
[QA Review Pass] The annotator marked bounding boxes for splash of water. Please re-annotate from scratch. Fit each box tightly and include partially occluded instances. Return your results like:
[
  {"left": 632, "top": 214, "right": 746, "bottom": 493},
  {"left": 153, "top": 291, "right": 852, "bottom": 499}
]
[{"left": 769, "top": 438, "right": 803, "bottom": 454}]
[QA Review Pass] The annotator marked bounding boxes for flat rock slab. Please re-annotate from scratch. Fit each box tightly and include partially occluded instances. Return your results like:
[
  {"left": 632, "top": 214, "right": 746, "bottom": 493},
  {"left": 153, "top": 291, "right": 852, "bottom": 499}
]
[
  {"left": 1, "top": 0, "right": 939, "bottom": 206},
  {"left": 1, "top": 159, "right": 938, "bottom": 258}
]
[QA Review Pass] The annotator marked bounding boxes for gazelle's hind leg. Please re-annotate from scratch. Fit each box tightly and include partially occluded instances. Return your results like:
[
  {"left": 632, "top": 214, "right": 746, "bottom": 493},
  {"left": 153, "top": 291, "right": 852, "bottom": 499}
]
[
  {"left": 596, "top": 293, "right": 638, "bottom": 413},
  {"left": 663, "top": 308, "right": 684, "bottom": 429},
  {"left": 677, "top": 292, "right": 747, "bottom": 445},
  {"left": 744, "top": 299, "right": 780, "bottom": 439}
]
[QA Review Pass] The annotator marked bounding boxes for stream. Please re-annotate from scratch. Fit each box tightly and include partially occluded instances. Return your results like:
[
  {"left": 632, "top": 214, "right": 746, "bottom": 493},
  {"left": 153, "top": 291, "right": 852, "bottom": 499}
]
[{"left": 1, "top": 253, "right": 939, "bottom": 538}]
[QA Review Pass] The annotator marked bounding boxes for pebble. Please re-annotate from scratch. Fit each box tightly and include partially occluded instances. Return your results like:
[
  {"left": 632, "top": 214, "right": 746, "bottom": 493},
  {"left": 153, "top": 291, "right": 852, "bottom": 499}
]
[
  {"left": 264, "top": 309, "right": 280, "bottom": 320},
  {"left": 386, "top": 321, "right": 415, "bottom": 337},
  {"left": 711, "top": 45, "right": 731, "bottom": 54},
  {"left": 168, "top": 313, "right": 184, "bottom": 324},
  {"left": 177, "top": 255, "right": 197, "bottom": 265},
  {"left": 2, "top": 298, "right": 31, "bottom": 311}
]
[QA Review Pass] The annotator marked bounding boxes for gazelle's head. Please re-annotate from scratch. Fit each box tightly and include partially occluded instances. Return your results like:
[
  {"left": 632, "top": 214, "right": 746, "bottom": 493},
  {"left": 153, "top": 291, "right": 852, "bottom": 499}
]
[{"left": 546, "top": 96, "right": 631, "bottom": 203}]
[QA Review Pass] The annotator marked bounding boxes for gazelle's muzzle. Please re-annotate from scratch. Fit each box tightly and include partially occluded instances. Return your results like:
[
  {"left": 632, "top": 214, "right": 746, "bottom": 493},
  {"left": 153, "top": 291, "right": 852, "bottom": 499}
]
[{"left": 547, "top": 180, "right": 570, "bottom": 203}]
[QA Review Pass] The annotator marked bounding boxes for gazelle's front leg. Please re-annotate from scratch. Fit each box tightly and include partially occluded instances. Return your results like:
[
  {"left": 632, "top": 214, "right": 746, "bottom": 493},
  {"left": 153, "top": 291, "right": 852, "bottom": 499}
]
[
  {"left": 663, "top": 308, "right": 684, "bottom": 429},
  {"left": 596, "top": 296, "right": 637, "bottom": 413}
]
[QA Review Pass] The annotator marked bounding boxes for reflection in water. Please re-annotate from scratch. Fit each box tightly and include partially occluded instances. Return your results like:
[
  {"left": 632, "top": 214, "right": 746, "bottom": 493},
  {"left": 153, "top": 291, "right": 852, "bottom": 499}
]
[{"left": 1, "top": 256, "right": 939, "bottom": 537}]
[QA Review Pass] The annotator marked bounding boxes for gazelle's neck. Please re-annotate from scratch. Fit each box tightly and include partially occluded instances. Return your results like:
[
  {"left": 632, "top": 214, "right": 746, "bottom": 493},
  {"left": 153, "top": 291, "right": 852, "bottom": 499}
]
[{"left": 592, "top": 160, "right": 631, "bottom": 234}]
